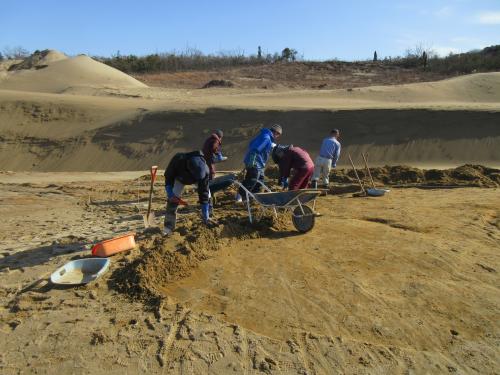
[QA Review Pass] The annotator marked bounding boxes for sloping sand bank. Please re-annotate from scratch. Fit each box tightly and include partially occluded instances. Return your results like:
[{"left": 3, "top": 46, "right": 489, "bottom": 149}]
[
  {"left": 0, "top": 67, "right": 499, "bottom": 171},
  {"left": 1, "top": 107, "right": 499, "bottom": 170}
]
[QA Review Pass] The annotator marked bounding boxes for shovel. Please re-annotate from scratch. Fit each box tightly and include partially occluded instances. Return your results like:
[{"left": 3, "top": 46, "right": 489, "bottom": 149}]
[
  {"left": 143, "top": 165, "right": 158, "bottom": 228},
  {"left": 348, "top": 153, "right": 366, "bottom": 195}
]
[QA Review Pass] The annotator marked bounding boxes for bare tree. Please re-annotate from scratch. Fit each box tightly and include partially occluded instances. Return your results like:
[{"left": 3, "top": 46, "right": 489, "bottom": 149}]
[
  {"left": 281, "top": 47, "right": 298, "bottom": 62},
  {"left": 3, "top": 46, "right": 30, "bottom": 59}
]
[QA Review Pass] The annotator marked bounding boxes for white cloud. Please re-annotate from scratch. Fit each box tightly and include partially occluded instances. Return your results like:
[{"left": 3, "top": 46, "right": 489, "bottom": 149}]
[
  {"left": 434, "top": 6, "right": 453, "bottom": 17},
  {"left": 433, "top": 46, "right": 461, "bottom": 56},
  {"left": 476, "top": 11, "right": 500, "bottom": 25}
]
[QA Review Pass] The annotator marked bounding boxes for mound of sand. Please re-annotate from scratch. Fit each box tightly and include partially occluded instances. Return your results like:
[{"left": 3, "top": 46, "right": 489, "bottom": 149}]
[
  {"left": 110, "top": 209, "right": 289, "bottom": 303},
  {"left": 0, "top": 53, "right": 147, "bottom": 93}
]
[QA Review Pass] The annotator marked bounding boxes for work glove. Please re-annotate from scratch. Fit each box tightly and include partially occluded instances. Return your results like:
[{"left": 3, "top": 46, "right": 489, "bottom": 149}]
[
  {"left": 279, "top": 177, "right": 289, "bottom": 189},
  {"left": 166, "top": 185, "right": 188, "bottom": 205},
  {"left": 201, "top": 203, "right": 210, "bottom": 223},
  {"left": 165, "top": 185, "right": 174, "bottom": 199}
]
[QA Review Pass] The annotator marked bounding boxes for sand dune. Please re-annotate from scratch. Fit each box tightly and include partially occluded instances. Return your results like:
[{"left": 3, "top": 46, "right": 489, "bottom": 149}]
[
  {"left": 0, "top": 54, "right": 147, "bottom": 93},
  {"left": 0, "top": 51, "right": 498, "bottom": 171}
]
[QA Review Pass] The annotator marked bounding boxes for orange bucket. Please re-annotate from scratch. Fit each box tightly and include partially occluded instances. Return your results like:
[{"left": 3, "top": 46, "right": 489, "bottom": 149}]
[{"left": 91, "top": 233, "right": 136, "bottom": 257}]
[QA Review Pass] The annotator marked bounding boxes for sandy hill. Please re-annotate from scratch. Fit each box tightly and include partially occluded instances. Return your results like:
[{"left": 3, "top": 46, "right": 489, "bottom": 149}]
[
  {"left": 331, "top": 72, "right": 500, "bottom": 103},
  {"left": 0, "top": 59, "right": 498, "bottom": 171},
  {"left": 0, "top": 53, "right": 147, "bottom": 93}
]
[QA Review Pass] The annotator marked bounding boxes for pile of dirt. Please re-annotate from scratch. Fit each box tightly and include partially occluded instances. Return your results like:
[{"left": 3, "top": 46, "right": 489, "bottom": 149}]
[
  {"left": 201, "top": 79, "right": 234, "bottom": 88},
  {"left": 109, "top": 225, "right": 222, "bottom": 303},
  {"left": 109, "top": 207, "right": 290, "bottom": 304},
  {"left": 265, "top": 164, "right": 499, "bottom": 188}
]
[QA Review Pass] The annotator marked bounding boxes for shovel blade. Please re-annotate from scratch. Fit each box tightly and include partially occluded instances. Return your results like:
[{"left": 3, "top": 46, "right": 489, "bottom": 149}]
[{"left": 143, "top": 212, "right": 157, "bottom": 228}]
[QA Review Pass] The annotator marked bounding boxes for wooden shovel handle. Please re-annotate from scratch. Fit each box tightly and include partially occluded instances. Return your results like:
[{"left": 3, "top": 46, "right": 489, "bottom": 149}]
[
  {"left": 146, "top": 166, "right": 158, "bottom": 216},
  {"left": 361, "top": 153, "right": 376, "bottom": 189},
  {"left": 348, "top": 153, "right": 365, "bottom": 193}
]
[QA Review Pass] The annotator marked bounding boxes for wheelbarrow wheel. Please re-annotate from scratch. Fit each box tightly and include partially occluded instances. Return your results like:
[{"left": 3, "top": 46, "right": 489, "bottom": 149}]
[{"left": 292, "top": 204, "right": 315, "bottom": 233}]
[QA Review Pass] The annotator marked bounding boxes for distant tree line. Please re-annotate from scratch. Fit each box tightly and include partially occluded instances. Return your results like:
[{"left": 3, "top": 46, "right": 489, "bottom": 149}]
[
  {"left": 2, "top": 44, "right": 499, "bottom": 76},
  {"left": 376, "top": 44, "right": 500, "bottom": 74},
  {"left": 98, "top": 47, "right": 301, "bottom": 74},
  {"left": 101, "top": 45, "right": 499, "bottom": 75}
]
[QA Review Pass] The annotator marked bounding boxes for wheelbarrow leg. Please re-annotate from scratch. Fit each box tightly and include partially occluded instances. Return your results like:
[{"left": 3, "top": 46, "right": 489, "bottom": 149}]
[
  {"left": 246, "top": 191, "right": 253, "bottom": 223},
  {"left": 297, "top": 200, "right": 306, "bottom": 215}
]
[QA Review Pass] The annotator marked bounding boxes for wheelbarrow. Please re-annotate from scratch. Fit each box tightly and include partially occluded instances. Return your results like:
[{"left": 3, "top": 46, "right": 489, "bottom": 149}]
[
  {"left": 209, "top": 173, "right": 238, "bottom": 206},
  {"left": 234, "top": 181, "right": 322, "bottom": 233}
]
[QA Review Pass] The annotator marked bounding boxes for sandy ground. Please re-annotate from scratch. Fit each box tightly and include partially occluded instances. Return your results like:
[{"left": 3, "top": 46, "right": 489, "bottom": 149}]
[{"left": 0, "top": 172, "right": 498, "bottom": 374}]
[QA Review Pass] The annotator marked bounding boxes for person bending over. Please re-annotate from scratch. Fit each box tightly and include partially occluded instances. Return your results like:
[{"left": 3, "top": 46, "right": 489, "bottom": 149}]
[
  {"left": 163, "top": 151, "right": 211, "bottom": 236},
  {"left": 202, "top": 129, "right": 227, "bottom": 180},
  {"left": 236, "top": 124, "right": 282, "bottom": 201},
  {"left": 272, "top": 144, "right": 314, "bottom": 190}
]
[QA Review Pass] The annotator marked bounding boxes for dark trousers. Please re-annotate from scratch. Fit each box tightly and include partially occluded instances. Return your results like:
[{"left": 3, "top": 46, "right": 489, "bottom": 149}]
[
  {"left": 238, "top": 167, "right": 265, "bottom": 197},
  {"left": 164, "top": 201, "right": 179, "bottom": 231}
]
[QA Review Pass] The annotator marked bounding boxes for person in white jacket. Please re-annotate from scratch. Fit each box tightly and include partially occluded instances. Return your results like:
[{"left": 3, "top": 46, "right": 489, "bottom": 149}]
[{"left": 311, "top": 129, "right": 341, "bottom": 188}]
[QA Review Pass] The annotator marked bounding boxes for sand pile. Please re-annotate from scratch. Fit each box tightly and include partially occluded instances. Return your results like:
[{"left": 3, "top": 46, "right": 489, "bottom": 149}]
[
  {"left": 0, "top": 52, "right": 147, "bottom": 93},
  {"left": 110, "top": 208, "right": 290, "bottom": 304},
  {"left": 266, "top": 164, "right": 499, "bottom": 188},
  {"left": 355, "top": 164, "right": 500, "bottom": 187}
]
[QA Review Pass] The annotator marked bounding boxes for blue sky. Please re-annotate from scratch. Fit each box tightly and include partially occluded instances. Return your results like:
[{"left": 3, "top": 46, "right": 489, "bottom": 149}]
[{"left": 1, "top": 0, "right": 499, "bottom": 60}]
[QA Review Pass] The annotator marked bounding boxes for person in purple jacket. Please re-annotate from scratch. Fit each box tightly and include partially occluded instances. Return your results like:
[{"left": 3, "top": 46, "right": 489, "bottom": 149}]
[{"left": 271, "top": 144, "right": 315, "bottom": 190}]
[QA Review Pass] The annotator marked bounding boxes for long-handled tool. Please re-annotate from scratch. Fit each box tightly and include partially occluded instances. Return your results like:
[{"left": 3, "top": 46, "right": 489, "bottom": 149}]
[
  {"left": 361, "top": 152, "right": 376, "bottom": 189},
  {"left": 143, "top": 165, "right": 158, "bottom": 228},
  {"left": 361, "top": 153, "right": 390, "bottom": 197},
  {"left": 348, "top": 153, "right": 366, "bottom": 195}
]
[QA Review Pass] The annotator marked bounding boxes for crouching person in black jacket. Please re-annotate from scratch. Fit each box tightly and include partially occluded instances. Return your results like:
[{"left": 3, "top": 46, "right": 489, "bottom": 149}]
[{"left": 163, "top": 151, "right": 211, "bottom": 236}]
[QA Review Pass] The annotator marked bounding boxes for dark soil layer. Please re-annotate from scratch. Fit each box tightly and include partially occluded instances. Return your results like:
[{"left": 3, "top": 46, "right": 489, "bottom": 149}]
[{"left": 265, "top": 164, "right": 500, "bottom": 188}]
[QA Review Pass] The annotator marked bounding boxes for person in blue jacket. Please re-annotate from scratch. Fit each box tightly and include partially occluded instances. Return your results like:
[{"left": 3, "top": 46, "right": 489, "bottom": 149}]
[
  {"left": 163, "top": 150, "right": 212, "bottom": 236},
  {"left": 237, "top": 124, "right": 282, "bottom": 201}
]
